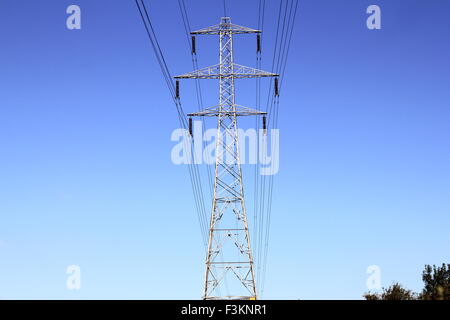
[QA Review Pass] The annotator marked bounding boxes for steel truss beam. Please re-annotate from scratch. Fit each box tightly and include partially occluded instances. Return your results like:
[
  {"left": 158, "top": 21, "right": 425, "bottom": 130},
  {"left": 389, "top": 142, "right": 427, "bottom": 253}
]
[
  {"left": 175, "top": 17, "right": 278, "bottom": 300},
  {"left": 174, "top": 63, "right": 278, "bottom": 79}
]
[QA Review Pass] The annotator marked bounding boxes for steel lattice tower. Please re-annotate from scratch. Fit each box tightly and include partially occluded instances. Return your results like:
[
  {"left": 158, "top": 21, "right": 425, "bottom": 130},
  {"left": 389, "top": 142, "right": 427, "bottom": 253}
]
[{"left": 175, "top": 17, "right": 278, "bottom": 300}]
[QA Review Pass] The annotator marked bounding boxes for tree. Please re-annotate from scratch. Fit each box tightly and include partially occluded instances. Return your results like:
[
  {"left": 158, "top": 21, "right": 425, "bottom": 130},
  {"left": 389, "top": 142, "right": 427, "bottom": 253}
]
[
  {"left": 420, "top": 264, "right": 450, "bottom": 300},
  {"left": 363, "top": 283, "right": 417, "bottom": 300},
  {"left": 362, "top": 292, "right": 380, "bottom": 300}
]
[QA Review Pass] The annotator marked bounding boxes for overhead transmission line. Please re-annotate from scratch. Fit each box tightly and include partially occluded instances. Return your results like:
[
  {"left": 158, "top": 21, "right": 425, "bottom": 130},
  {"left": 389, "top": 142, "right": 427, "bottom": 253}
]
[
  {"left": 135, "top": 0, "right": 299, "bottom": 298},
  {"left": 223, "top": 0, "right": 228, "bottom": 16},
  {"left": 134, "top": 0, "right": 209, "bottom": 249},
  {"left": 178, "top": 0, "right": 214, "bottom": 202},
  {"left": 253, "top": 0, "right": 266, "bottom": 298},
  {"left": 255, "top": 0, "right": 285, "bottom": 297},
  {"left": 254, "top": 0, "right": 299, "bottom": 296}
]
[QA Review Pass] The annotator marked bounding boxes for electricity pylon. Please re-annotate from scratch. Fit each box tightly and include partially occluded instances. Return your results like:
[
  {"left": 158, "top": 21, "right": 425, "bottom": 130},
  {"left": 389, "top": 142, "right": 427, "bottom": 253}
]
[{"left": 175, "top": 17, "right": 278, "bottom": 300}]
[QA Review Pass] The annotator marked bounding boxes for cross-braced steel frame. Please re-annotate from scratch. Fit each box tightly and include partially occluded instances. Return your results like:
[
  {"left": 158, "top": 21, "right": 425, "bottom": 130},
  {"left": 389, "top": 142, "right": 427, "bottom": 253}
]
[{"left": 175, "top": 17, "right": 278, "bottom": 300}]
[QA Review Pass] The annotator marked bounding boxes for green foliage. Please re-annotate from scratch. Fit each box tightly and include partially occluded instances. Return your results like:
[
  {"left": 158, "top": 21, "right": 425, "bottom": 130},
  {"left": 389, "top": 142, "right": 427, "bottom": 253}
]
[
  {"left": 362, "top": 292, "right": 381, "bottom": 300},
  {"left": 363, "top": 282, "right": 417, "bottom": 300},
  {"left": 419, "top": 264, "right": 450, "bottom": 300},
  {"left": 363, "top": 264, "right": 450, "bottom": 300}
]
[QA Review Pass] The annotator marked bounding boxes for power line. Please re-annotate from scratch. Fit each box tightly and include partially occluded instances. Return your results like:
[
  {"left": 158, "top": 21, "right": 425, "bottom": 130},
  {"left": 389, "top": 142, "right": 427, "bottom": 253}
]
[
  {"left": 135, "top": 0, "right": 296, "bottom": 299},
  {"left": 260, "top": 0, "right": 300, "bottom": 296},
  {"left": 135, "top": 0, "right": 209, "bottom": 248},
  {"left": 223, "top": 0, "right": 227, "bottom": 16},
  {"left": 255, "top": 0, "right": 284, "bottom": 294},
  {"left": 253, "top": 0, "right": 268, "bottom": 297},
  {"left": 259, "top": 0, "right": 289, "bottom": 294},
  {"left": 178, "top": 0, "right": 215, "bottom": 203}
]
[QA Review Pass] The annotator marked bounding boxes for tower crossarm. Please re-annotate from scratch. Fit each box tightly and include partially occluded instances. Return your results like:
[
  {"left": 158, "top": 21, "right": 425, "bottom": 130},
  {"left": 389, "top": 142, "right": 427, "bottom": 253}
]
[
  {"left": 191, "top": 22, "right": 261, "bottom": 35},
  {"left": 188, "top": 105, "right": 266, "bottom": 117},
  {"left": 174, "top": 63, "right": 278, "bottom": 80}
]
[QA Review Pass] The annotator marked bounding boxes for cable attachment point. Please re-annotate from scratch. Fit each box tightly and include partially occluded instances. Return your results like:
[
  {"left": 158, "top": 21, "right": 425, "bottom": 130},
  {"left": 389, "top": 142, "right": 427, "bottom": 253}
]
[
  {"left": 175, "top": 80, "right": 180, "bottom": 99},
  {"left": 262, "top": 115, "right": 267, "bottom": 135},
  {"left": 188, "top": 117, "right": 193, "bottom": 136},
  {"left": 257, "top": 34, "right": 261, "bottom": 53},
  {"left": 274, "top": 77, "right": 279, "bottom": 97},
  {"left": 191, "top": 36, "right": 196, "bottom": 55}
]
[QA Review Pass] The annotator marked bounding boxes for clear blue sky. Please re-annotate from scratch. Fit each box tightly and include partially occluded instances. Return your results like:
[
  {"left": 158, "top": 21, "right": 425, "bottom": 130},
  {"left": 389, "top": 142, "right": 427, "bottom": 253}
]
[{"left": 0, "top": 0, "right": 449, "bottom": 299}]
